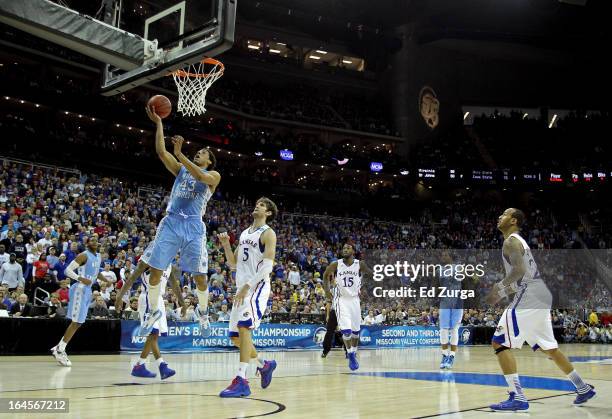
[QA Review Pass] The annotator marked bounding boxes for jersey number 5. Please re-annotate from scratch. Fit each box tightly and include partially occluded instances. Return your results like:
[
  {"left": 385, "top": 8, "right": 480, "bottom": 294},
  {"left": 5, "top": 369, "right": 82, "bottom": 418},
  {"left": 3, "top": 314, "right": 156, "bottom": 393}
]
[
  {"left": 342, "top": 277, "right": 354, "bottom": 287},
  {"left": 242, "top": 247, "right": 249, "bottom": 262}
]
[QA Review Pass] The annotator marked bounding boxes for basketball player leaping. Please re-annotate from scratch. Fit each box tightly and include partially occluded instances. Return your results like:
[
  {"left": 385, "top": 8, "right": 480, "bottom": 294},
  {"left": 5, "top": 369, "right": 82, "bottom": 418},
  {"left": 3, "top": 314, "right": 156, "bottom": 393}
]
[
  {"left": 51, "top": 236, "right": 107, "bottom": 366},
  {"left": 323, "top": 243, "right": 372, "bottom": 371},
  {"left": 115, "top": 252, "right": 187, "bottom": 379},
  {"left": 141, "top": 105, "right": 220, "bottom": 337},
  {"left": 217, "top": 197, "right": 278, "bottom": 398},
  {"left": 487, "top": 208, "right": 596, "bottom": 411}
]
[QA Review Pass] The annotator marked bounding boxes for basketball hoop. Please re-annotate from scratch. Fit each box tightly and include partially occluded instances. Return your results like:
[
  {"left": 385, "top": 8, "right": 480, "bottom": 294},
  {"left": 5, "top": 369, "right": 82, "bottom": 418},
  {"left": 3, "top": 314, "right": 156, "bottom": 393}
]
[{"left": 171, "top": 57, "right": 224, "bottom": 117}]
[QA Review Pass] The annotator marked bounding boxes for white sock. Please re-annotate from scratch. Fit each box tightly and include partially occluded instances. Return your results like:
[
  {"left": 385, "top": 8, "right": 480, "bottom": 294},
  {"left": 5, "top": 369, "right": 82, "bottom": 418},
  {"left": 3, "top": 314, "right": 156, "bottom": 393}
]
[
  {"left": 196, "top": 288, "right": 209, "bottom": 315},
  {"left": 137, "top": 357, "right": 147, "bottom": 365},
  {"left": 256, "top": 354, "right": 265, "bottom": 368},
  {"left": 567, "top": 370, "right": 589, "bottom": 393},
  {"left": 147, "top": 283, "right": 160, "bottom": 312},
  {"left": 442, "top": 348, "right": 450, "bottom": 356},
  {"left": 237, "top": 362, "right": 249, "bottom": 379},
  {"left": 156, "top": 357, "right": 165, "bottom": 367},
  {"left": 449, "top": 351, "right": 456, "bottom": 357},
  {"left": 504, "top": 373, "right": 527, "bottom": 401},
  {"left": 57, "top": 338, "right": 67, "bottom": 352},
  {"left": 347, "top": 346, "right": 356, "bottom": 353}
]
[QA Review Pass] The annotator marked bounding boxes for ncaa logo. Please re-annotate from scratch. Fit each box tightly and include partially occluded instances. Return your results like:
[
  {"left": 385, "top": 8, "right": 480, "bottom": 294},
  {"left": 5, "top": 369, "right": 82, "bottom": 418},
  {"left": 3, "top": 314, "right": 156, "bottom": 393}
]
[
  {"left": 131, "top": 326, "right": 147, "bottom": 344},
  {"left": 359, "top": 329, "right": 371, "bottom": 344},
  {"left": 313, "top": 327, "right": 327, "bottom": 346},
  {"left": 461, "top": 328, "right": 471, "bottom": 344}
]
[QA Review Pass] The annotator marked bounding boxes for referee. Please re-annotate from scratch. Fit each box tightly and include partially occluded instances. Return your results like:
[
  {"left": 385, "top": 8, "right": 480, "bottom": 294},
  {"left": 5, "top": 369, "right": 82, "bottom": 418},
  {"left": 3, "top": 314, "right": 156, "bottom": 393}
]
[{"left": 321, "top": 303, "right": 347, "bottom": 358}]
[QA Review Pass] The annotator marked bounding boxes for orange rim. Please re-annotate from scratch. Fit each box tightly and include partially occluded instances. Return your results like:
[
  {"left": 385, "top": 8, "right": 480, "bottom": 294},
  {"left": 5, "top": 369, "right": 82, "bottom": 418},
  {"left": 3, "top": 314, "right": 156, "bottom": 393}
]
[{"left": 171, "top": 57, "right": 224, "bottom": 78}]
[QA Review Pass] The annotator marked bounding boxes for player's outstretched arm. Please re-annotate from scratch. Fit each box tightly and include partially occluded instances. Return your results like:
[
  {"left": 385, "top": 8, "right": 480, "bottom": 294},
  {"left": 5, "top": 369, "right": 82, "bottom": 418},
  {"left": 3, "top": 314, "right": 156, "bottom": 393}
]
[
  {"left": 64, "top": 253, "right": 91, "bottom": 285},
  {"left": 171, "top": 136, "right": 220, "bottom": 187},
  {"left": 97, "top": 272, "right": 111, "bottom": 285},
  {"left": 217, "top": 232, "right": 237, "bottom": 269},
  {"left": 169, "top": 264, "right": 188, "bottom": 317},
  {"left": 115, "top": 261, "right": 148, "bottom": 312},
  {"left": 146, "top": 105, "right": 181, "bottom": 176}
]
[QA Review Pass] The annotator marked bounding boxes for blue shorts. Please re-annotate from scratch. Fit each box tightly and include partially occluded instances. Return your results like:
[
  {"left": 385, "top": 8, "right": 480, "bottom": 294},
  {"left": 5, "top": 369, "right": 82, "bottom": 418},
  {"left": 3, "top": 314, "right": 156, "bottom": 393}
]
[
  {"left": 67, "top": 283, "right": 92, "bottom": 324},
  {"left": 439, "top": 308, "right": 463, "bottom": 329},
  {"left": 143, "top": 213, "right": 208, "bottom": 275}
]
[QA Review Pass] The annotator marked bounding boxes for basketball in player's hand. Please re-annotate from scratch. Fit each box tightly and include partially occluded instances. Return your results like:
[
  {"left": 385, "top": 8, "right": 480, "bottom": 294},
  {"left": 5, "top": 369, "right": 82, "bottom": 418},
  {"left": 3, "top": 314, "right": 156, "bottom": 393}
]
[{"left": 147, "top": 95, "right": 172, "bottom": 118}]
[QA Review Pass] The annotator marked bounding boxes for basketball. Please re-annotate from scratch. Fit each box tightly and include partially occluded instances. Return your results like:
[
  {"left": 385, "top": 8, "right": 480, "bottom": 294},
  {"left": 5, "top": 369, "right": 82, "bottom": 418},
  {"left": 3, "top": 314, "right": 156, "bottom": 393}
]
[{"left": 148, "top": 95, "right": 172, "bottom": 118}]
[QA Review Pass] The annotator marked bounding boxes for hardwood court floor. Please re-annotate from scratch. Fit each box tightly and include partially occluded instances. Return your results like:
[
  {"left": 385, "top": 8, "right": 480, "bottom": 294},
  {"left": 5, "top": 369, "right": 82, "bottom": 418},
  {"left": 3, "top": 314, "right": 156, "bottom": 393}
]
[{"left": 0, "top": 344, "right": 609, "bottom": 418}]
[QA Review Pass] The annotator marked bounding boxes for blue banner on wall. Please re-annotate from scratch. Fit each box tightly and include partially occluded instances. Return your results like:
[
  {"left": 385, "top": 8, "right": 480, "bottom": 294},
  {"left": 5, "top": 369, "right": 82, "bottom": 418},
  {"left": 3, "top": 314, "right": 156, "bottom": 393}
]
[{"left": 120, "top": 321, "right": 473, "bottom": 352}]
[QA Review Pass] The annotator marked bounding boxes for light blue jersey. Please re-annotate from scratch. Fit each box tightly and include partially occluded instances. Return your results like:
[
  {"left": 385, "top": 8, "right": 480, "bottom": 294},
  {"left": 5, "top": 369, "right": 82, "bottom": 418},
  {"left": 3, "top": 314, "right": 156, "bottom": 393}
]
[
  {"left": 68, "top": 250, "right": 101, "bottom": 324},
  {"left": 166, "top": 166, "right": 213, "bottom": 217},
  {"left": 146, "top": 166, "right": 213, "bottom": 275},
  {"left": 80, "top": 250, "right": 101, "bottom": 286},
  {"left": 439, "top": 265, "right": 463, "bottom": 329},
  {"left": 439, "top": 266, "right": 463, "bottom": 310}
]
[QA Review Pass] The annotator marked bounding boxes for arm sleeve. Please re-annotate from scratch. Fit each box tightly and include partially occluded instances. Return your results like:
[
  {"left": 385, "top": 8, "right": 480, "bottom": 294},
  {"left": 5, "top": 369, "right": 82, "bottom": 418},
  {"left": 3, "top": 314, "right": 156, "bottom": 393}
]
[{"left": 65, "top": 260, "right": 81, "bottom": 281}]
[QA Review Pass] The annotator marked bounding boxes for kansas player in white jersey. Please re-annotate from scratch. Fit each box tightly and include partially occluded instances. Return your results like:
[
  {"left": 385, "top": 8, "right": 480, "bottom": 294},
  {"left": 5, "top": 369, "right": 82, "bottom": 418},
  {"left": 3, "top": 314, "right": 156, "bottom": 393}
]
[
  {"left": 323, "top": 243, "right": 372, "bottom": 371},
  {"left": 487, "top": 208, "right": 595, "bottom": 411},
  {"left": 438, "top": 250, "right": 463, "bottom": 370},
  {"left": 142, "top": 105, "right": 220, "bottom": 337},
  {"left": 217, "top": 197, "right": 278, "bottom": 398},
  {"left": 51, "top": 236, "right": 106, "bottom": 366}
]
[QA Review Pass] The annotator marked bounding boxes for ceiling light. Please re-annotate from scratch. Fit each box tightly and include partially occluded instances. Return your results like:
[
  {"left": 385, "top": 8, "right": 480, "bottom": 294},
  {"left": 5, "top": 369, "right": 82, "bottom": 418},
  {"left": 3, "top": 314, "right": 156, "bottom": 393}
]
[
  {"left": 269, "top": 49, "right": 281, "bottom": 54},
  {"left": 309, "top": 55, "right": 321, "bottom": 60},
  {"left": 342, "top": 60, "right": 352, "bottom": 64},
  {"left": 315, "top": 50, "right": 327, "bottom": 54}
]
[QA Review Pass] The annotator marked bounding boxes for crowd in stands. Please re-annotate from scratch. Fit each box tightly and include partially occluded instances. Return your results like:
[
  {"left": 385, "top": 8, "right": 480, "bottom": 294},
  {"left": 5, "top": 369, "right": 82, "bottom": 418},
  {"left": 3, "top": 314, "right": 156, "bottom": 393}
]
[
  {"left": 0, "top": 26, "right": 610, "bottom": 345},
  {"left": 0, "top": 160, "right": 609, "bottom": 344}
]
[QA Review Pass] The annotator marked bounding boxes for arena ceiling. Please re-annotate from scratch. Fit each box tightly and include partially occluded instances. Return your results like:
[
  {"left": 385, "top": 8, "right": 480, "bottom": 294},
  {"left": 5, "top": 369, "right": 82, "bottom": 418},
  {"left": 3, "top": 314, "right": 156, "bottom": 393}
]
[{"left": 238, "top": 0, "right": 610, "bottom": 63}]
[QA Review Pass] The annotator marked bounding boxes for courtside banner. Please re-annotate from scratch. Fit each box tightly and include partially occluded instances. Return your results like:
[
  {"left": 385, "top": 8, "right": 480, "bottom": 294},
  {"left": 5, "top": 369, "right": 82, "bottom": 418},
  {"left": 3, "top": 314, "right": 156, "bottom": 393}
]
[
  {"left": 120, "top": 321, "right": 473, "bottom": 352},
  {"left": 120, "top": 321, "right": 322, "bottom": 352},
  {"left": 358, "top": 325, "right": 473, "bottom": 348}
]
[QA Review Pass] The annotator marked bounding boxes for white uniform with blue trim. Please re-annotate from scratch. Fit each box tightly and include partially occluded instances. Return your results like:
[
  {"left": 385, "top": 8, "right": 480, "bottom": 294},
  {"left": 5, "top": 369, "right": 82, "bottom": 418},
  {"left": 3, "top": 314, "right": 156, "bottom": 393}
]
[
  {"left": 138, "top": 265, "right": 172, "bottom": 336},
  {"left": 333, "top": 258, "right": 362, "bottom": 334},
  {"left": 492, "top": 233, "right": 557, "bottom": 351},
  {"left": 144, "top": 166, "right": 212, "bottom": 274},
  {"left": 229, "top": 225, "right": 271, "bottom": 337},
  {"left": 67, "top": 250, "right": 101, "bottom": 324}
]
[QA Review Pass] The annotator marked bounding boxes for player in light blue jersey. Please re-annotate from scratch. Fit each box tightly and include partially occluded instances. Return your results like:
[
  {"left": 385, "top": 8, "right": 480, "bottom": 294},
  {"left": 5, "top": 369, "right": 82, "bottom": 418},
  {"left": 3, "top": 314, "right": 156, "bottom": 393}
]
[
  {"left": 51, "top": 236, "right": 107, "bottom": 366},
  {"left": 142, "top": 105, "right": 220, "bottom": 336},
  {"left": 438, "top": 250, "right": 463, "bottom": 370}
]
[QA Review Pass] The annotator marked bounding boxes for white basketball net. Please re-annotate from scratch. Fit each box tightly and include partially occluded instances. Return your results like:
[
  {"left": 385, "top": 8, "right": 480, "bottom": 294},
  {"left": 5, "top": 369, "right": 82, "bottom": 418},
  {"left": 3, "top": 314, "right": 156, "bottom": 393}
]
[{"left": 172, "top": 59, "right": 224, "bottom": 117}]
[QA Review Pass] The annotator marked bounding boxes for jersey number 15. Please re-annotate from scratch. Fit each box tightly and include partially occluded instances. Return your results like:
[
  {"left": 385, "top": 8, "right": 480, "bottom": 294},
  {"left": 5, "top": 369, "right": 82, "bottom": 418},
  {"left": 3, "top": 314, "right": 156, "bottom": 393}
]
[{"left": 342, "top": 277, "right": 354, "bottom": 287}]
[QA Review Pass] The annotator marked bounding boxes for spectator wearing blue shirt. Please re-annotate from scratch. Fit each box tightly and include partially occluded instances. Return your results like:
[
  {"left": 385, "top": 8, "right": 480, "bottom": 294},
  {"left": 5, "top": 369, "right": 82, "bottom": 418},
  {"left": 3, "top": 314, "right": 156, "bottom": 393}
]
[
  {"left": 0, "top": 286, "right": 12, "bottom": 311},
  {"left": 54, "top": 254, "right": 68, "bottom": 281},
  {"left": 209, "top": 280, "right": 224, "bottom": 299},
  {"left": 46, "top": 247, "right": 60, "bottom": 271},
  {"left": 63, "top": 242, "right": 79, "bottom": 265}
]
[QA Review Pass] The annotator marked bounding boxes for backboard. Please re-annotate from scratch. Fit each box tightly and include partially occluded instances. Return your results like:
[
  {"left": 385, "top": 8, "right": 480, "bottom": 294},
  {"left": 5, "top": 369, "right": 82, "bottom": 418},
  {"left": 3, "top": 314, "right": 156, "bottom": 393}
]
[
  {"left": 101, "top": 0, "right": 236, "bottom": 95},
  {"left": 0, "top": 0, "right": 235, "bottom": 96}
]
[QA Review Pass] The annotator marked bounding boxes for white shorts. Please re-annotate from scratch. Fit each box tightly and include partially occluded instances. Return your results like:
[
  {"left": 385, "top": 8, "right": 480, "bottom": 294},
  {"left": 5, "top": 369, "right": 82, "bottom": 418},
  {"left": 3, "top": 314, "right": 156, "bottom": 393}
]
[
  {"left": 334, "top": 296, "right": 361, "bottom": 335},
  {"left": 229, "top": 280, "right": 270, "bottom": 337},
  {"left": 492, "top": 308, "right": 557, "bottom": 351},
  {"left": 138, "top": 294, "right": 168, "bottom": 336}
]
